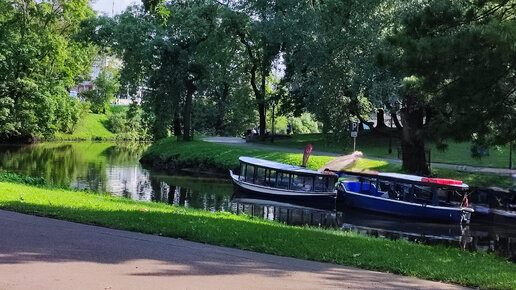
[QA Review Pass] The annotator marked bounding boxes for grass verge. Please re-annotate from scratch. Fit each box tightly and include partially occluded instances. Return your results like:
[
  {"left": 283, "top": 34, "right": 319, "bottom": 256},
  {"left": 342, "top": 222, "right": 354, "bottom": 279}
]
[{"left": 0, "top": 181, "right": 514, "bottom": 289}]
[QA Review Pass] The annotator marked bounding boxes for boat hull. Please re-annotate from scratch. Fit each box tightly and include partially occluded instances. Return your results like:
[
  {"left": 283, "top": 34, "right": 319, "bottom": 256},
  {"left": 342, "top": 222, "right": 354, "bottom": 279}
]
[
  {"left": 338, "top": 186, "right": 472, "bottom": 224},
  {"left": 230, "top": 170, "right": 336, "bottom": 204}
]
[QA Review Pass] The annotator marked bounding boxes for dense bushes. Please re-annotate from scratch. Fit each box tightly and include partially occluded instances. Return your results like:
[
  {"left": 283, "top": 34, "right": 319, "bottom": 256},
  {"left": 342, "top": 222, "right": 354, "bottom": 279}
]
[
  {"left": 107, "top": 103, "right": 149, "bottom": 140},
  {"left": 0, "top": 171, "right": 47, "bottom": 186}
]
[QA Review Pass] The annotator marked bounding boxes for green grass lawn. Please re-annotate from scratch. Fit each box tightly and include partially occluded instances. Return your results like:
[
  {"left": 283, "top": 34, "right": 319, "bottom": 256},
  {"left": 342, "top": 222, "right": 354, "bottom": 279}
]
[
  {"left": 54, "top": 113, "right": 115, "bottom": 140},
  {"left": 109, "top": 105, "right": 130, "bottom": 114},
  {"left": 268, "top": 133, "right": 515, "bottom": 168},
  {"left": 0, "top": 181, "right": 514, "bottom": 289},
  {"left": 141, "top": 137, "right": 335, "bottom": 172},
  {"left": 143, "top": 138, "right": 514, "bottom": 188}
]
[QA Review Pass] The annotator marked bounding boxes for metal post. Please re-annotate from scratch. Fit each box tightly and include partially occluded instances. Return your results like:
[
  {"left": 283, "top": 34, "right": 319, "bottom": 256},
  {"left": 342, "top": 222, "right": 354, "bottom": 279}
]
[
  {"left": 353, "top": 137, "right": 356, "bottom": 152},
  {"left": 388, "top": 117, "right": 392, "bottom": 154},
  {"left": 510, "top": 142, "right": 513, "bottom": 169},
  {"left": 271, "top": 103, "right": 275, "bottom": 143}
]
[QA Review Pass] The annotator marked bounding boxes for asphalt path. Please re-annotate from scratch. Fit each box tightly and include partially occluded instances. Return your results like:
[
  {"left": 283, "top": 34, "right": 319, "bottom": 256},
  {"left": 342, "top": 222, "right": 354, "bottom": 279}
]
[
  {"left": 0, "top": 210, "right": 467, "bottom": 290},
  {"left": 202, "top": 137, "right": 516, "bottom": 177}
]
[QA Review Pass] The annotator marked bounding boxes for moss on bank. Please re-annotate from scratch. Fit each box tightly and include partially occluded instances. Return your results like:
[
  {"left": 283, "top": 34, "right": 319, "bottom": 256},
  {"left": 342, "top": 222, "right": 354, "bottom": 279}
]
[{"left": 0, "top": 181, "right": 515, "bottom": 289}]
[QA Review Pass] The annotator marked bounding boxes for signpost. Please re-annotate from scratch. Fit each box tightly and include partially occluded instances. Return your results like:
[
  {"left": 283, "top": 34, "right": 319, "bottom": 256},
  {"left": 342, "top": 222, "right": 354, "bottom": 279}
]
[{"left": 350, "top": 121, "right": 358, "bottom": 152}]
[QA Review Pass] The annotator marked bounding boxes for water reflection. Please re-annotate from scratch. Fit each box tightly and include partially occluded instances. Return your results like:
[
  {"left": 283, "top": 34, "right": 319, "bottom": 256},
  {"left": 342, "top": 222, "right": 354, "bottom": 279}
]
[
  {"left": 231, "top": 195, "right": 516, "bottom": 261},
  {"left": 0, "top": 142, "right": 234, "bottom": 212},
  {"left": 0, "top": 142, "right": 514, "bottom": 261}
]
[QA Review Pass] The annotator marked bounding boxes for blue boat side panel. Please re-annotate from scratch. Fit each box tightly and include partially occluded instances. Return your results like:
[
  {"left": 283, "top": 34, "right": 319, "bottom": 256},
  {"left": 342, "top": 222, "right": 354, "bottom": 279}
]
[
  {"left": 340, "top": 187, "right": 463, "bottom": 223},
  {"left": 345, "top": 182, "right": 381, "bottom": 196}
]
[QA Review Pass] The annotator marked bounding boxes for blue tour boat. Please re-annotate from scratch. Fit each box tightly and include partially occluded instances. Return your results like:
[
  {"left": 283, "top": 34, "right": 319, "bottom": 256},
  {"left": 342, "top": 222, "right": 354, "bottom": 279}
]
[{"left": 337, "top": 171, "right": 474, "bottom": 224}]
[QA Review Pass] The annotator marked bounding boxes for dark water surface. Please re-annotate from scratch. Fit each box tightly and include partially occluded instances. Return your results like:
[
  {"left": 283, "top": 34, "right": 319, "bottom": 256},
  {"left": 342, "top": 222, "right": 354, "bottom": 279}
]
[{"left": 0, "top": 142, "right": 514, "bottom": 261}]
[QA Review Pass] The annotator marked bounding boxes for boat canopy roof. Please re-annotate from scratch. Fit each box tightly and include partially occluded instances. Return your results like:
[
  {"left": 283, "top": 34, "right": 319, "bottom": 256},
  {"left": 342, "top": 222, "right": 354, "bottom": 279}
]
[
  {"left": 239, "top": 156, "right": 326, "bottom": 177},
  {"left": 342, "top": 171, "right": 469, "bottom": 189}
]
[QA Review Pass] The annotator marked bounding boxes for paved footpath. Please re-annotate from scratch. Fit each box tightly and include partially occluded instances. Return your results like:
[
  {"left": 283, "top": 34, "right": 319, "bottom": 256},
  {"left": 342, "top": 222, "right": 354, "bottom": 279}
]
[
  {"left": 0, "top": 210, "right": 467, "bottom": 290},
  {"left": 202, "top": 137, "right": 516, "bottom": 177}
]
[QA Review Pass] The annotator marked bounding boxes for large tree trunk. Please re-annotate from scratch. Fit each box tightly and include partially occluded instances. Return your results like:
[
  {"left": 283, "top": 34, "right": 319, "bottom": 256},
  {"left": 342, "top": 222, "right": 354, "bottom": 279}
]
[
  {"left": 173, "top": 113, "right": 182, "bottom": 137},
  {"left": 376, "top": 109, "right": 387, "bottom": 128},
  {"left": 400, "top": 97, "right": 429, "bottom": 176},
  {"left": 183, "top": 80, "right": 195, "bottom": 141}
]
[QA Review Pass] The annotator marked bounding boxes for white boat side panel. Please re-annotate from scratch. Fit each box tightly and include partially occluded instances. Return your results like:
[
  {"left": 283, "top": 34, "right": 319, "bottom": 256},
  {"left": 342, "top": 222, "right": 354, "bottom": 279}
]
[{"left": 230, "top": 170, "right": 335, "bottom": 197}]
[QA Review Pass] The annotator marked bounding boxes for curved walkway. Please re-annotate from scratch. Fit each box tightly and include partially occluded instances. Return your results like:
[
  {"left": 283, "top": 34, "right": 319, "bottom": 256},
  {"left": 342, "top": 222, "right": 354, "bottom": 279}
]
[
  {"left": 202, "top": 137, "right": 516, "bottom": 177},
  {"left": 0, "top": 210, "right": 467, "bottom": 290}
]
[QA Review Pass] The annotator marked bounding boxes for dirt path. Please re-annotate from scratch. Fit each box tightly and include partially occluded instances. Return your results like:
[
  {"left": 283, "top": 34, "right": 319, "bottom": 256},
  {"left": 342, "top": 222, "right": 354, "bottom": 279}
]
[{"left": 0, "top": 210, "right": 467, "bottom": 290}]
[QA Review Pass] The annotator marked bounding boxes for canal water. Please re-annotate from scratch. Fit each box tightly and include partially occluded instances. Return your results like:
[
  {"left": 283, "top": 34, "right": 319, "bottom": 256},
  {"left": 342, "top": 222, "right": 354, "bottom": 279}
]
[{"left": 0, "top": 142, "right": 514, "bottom": 261}]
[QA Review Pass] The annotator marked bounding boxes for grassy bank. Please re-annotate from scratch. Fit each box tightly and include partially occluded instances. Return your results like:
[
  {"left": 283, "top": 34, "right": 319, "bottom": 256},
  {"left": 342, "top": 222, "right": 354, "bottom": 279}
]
[
  {"left": 141, "top": 137, "right": 335, "bottom": 172},
  {"left": 54, "top": 113, "right": 115, "bottom": 140},
  {"left": 142, "top": 138, "right": 514, "bottom": 188},
  {"left": 0, "top": 181, "right": 514, "bottom": 289},
  {"left": 268, "top": 133, "right": 515, "bottom": 168}
]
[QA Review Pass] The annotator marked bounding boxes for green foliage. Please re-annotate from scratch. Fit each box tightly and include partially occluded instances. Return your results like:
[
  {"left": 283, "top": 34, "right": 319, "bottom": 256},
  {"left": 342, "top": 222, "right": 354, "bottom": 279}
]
[
  {"left": 0, "top": 182, "right": 515, "bottom": 289},
  {"left": 0, "top": 0, "right": 97, "bottom": 140},
  {"left": 82, "top": 68, "right": 120, "bottom": 114},
  {"left": 382, "top": 0, "right": 516, "bottom": 154},
  {"left": 109, "top": 105, "right": 129, "bottom": 114},
  {"left": 106, "top": 112, "right": 127, "bottom": 134},
  {"left": 107, "top": 102, "right": 149, "bottom": 140},
  {"left": 0, "top": 171, "right": 47, "bottom": 186},
  {"left": 281, "top": 0, "right": 391, "bottom": 138}
]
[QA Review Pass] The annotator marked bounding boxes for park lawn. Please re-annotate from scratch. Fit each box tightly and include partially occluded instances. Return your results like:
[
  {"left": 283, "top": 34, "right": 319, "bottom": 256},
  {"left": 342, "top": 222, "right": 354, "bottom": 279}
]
[
  {"left": 143, "top": 138, "right": 514, "bottom": 188},
  {"left": 141, "top": 138, "right": 335, "bottom": 172},
  {"left": 267, "top": 133, "right": 514, "bottom": 168},
  {"left": 0, "top": 181, "right": 514, "bottom": 289},
  {"left": 54, "top": 113, "right": 115, "bottom": 140}
]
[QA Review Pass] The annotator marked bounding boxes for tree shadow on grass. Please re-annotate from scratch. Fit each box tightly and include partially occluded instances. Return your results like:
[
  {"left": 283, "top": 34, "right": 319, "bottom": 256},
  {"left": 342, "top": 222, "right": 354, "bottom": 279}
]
[{"left": 0, "top": 202, "right": 511, "bottom": 289}]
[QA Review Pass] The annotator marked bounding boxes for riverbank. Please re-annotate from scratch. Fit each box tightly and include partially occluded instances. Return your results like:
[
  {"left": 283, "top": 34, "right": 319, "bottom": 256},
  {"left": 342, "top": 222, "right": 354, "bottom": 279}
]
[
  {"left": 142, "top": 137, "right": 514, "bottom": 188},
  {"left": 0, "top": 180, "right": 514, "bottom": 289},
  {"left": 140, "top": 137, "right": 335, "bottom": 173}
]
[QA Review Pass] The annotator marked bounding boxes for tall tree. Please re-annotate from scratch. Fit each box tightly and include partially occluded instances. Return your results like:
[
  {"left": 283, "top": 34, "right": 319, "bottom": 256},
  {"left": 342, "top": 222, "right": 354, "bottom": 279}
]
[
  {"left": 0, "top": 0, "right": 96, "bottom": 141},
  {"left": 218, "top": 0, "right": 284, "bottom": 136},
  {"left": 281, "top": 0, "right": 392, "bottom": 139},
  {"left": 104, "top": 1, "right": 243, "bottom": 140},
  {"left": 381, "top": 0, "right": 516, "bottom": 174}
]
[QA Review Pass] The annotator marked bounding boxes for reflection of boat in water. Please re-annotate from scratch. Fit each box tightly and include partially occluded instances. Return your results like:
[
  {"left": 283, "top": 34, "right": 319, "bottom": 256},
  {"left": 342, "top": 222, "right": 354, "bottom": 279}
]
[
  {"left": 337, "top": 171, "right": 474, "bottom": 224},
  {"left": 338, "top": 207, "right": 469, "bottom": 243},
  {"left": 229, "top": 157, "right": 337, "bottom": 204},
  {"left": 231, "top": 193, "right": 516, "bottom": 261},
  {"left": 470, "top": 187, "right": 516, "bottom": 226},
  {"left": 231, "top": 193, "right": 339, "bottom": 228}
]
